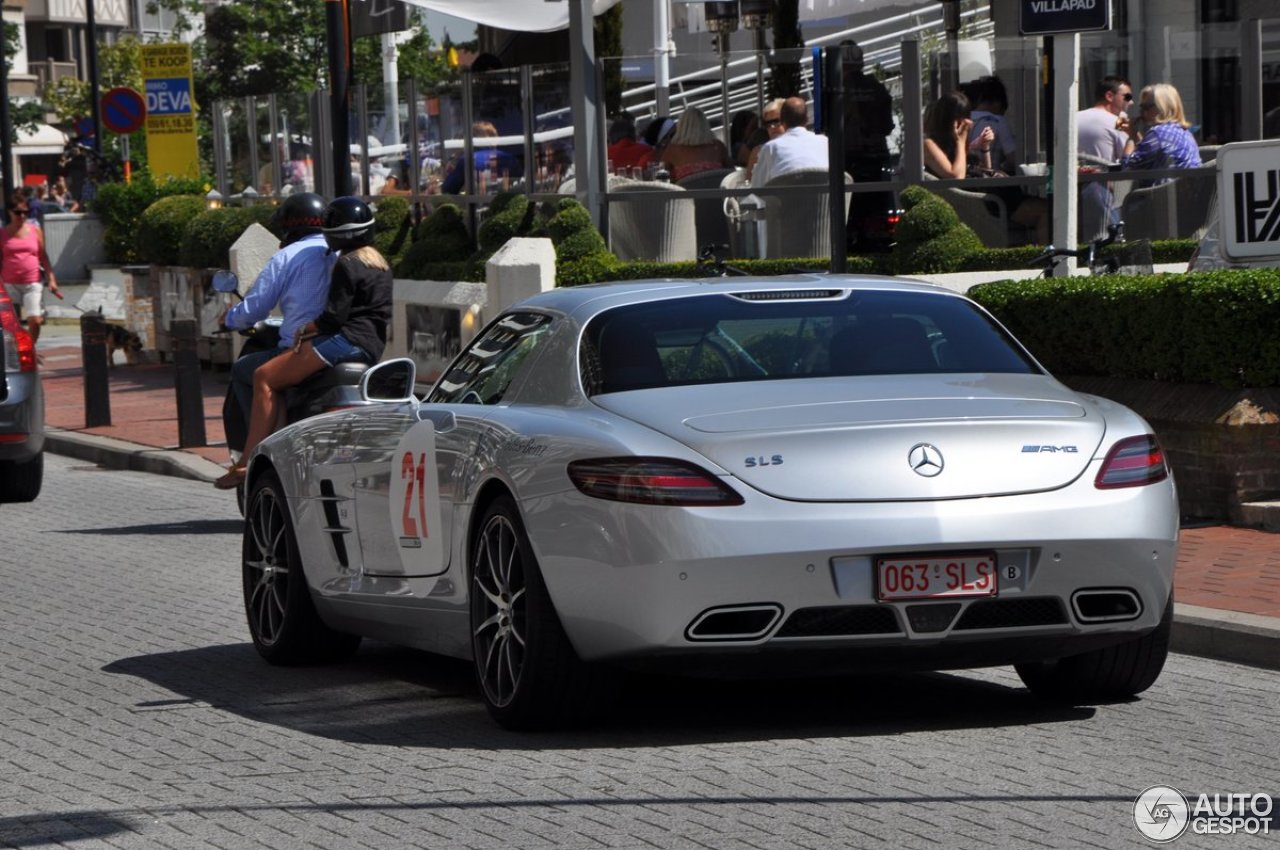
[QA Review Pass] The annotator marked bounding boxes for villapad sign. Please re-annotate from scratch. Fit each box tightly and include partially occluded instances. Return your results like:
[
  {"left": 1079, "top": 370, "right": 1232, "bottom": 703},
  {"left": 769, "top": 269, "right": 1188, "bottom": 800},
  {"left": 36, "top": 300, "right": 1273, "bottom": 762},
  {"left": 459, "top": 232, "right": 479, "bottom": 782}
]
[
  {"left": 1217, "top": 140, "right": 1280, "bottom": 262},
  {"left": 1020, "top": 0, "right": 1111, "bottom": 35}
]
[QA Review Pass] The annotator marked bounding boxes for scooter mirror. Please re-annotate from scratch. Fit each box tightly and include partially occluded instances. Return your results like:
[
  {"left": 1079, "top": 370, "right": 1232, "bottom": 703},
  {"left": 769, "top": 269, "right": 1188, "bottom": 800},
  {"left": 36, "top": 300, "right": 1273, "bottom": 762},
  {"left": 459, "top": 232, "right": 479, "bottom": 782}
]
[{"left": 211, "top": 270, "right": 240, "bottom": 294}]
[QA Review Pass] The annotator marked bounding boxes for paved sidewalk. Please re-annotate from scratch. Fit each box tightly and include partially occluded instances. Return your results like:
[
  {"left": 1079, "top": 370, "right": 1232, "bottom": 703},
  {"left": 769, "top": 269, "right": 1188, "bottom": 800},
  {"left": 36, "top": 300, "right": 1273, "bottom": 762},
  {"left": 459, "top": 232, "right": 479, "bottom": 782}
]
[{"left": 33, "top": 338, "right": 1280, "bottom": 671}]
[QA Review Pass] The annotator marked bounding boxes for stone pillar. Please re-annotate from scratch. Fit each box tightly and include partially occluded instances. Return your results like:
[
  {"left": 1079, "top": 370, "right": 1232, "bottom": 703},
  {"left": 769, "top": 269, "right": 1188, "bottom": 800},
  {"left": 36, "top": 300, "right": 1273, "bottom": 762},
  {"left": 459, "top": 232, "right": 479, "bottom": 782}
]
[{"left": 485, "top": 238, "right": 556, "bottom": 314}]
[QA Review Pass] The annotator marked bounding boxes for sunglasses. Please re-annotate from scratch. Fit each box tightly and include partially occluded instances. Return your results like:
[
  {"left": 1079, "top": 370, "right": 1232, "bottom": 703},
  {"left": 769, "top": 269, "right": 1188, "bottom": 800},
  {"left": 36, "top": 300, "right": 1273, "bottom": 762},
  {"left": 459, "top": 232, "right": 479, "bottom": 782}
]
[
  {"left": 9, "top": 208, "right": 28, "bottom": 216},
  {"left": 1122, "top": 93, "right": 1133, "bottom": 101},
  {"left": 763, "top": 118, "right": 782, "bottom": 127}
]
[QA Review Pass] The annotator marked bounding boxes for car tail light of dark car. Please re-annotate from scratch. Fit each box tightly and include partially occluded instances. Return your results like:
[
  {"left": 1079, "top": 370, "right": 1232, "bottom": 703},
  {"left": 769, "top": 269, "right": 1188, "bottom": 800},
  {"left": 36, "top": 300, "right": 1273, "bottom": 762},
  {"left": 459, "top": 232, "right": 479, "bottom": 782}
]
[
  {"left": 0, "top": 305, "right": 36, "bottom": 373},
  {"left": 1095, "top": 435, "right": 1169, "bottom": 489},
  {"left": 568, "top": 458, "right": 744, "bottom": 506}
]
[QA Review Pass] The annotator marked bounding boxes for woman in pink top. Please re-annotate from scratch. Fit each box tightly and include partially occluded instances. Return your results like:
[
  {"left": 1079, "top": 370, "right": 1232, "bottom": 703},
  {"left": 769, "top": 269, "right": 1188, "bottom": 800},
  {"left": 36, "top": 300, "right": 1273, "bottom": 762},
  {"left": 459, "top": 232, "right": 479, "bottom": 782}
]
[{"left": 2, "top": 191, "right": 59, "bottom": 344}]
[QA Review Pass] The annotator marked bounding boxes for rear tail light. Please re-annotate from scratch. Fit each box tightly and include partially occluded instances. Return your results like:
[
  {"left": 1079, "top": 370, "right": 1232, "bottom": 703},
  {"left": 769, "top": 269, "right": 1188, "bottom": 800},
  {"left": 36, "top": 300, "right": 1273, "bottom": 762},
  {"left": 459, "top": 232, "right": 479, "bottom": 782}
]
[
  {"left": 1095, "top": 435, "right": 1169, "bottom": 489},
  {"left": 568, "top": 457, "right": 744, "bottom": 506},
  {"left": 2, "top": 306, "right": 36, "bottom": 373}
]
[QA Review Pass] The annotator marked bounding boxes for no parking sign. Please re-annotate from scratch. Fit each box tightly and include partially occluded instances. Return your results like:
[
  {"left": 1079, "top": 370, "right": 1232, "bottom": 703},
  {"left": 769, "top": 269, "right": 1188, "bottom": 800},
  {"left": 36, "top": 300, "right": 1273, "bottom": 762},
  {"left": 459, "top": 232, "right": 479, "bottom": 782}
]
[{"left": 100, "top": 87, "right": 145, "bottom": 135}]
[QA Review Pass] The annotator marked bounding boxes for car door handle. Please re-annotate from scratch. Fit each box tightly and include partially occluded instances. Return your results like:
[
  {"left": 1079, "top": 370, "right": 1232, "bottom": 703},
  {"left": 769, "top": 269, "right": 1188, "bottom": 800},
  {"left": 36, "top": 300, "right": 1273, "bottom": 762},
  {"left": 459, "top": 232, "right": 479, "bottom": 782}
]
[{"left": 415, "top": 409, "right": 457, "bottom": 432}]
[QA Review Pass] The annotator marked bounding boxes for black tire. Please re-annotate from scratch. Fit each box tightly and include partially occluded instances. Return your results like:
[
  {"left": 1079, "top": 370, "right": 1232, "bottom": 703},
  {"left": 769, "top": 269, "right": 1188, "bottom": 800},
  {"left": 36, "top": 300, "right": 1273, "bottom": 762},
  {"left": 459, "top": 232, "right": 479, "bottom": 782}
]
[
  {"left": 0, "top": 452, "right": 43, "bottom": 503},
  {"left": 242, "top": 469, "right": 361, "bottom": 665},
  {"left": 469, "top": 495, "right": 609, "bottom": 730},
  {"left": 1016, "top": 593, "right": 1172, "bottom": 703}
]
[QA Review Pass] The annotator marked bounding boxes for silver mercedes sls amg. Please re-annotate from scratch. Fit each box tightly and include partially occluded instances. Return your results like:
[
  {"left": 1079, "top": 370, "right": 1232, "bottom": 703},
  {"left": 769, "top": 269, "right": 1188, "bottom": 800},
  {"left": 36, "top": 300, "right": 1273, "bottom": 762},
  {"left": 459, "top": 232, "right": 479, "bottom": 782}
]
[{"left": 239, "top": 275, "right": 1179, "bottom": 729}]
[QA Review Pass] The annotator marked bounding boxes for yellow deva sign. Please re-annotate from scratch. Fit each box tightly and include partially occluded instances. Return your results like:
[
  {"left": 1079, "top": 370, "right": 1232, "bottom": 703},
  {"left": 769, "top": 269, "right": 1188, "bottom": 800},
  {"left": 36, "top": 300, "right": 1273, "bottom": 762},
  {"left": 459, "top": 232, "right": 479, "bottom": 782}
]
[{"left": 140, "top": 44, "right": 199, "bottom": 179}]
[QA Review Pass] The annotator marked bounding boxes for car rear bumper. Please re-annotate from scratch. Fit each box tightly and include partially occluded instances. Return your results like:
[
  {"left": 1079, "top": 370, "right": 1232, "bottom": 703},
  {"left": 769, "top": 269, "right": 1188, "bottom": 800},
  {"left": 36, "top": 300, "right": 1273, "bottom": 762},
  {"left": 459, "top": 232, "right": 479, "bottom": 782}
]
[
  {"left": 525, "top": 475, "right": 1178, "bottom": 663},
  {"left": 0, "top": 373, "right": 44, "bottom": 462}
]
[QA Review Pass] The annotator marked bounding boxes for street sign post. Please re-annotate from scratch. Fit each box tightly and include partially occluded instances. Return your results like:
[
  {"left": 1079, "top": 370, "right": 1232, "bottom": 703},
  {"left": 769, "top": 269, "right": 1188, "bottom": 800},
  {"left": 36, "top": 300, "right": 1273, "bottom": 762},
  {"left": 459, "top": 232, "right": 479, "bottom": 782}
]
[
  {"left": 1020, "top": 0, "right": 1111, "bottom": 36},
  {"left": 100, "top": 87, "right": 146, "bottom": 135}
]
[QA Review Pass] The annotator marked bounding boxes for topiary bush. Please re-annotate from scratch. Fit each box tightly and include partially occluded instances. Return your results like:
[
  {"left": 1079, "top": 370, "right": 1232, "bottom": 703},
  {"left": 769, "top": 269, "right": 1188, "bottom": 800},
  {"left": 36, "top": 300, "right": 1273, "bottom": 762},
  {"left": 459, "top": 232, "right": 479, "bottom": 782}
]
[
  {"left": 178, "top": 205, "right": 275, "bottom": 270},
  {"left": 372, "top": 195, "right": 412, "bottom": 267},
  {"left": 136, "top": 194, "right": 210, "bottom": 266},
  {"left": 891, "top": 192, "right": 982, "bottom": 274},
  {"left": 395, "top": 203, "right": 476, "bottom": 280},
  {"left": 91, "top": 171, "right": 209, "bottom": 264}
]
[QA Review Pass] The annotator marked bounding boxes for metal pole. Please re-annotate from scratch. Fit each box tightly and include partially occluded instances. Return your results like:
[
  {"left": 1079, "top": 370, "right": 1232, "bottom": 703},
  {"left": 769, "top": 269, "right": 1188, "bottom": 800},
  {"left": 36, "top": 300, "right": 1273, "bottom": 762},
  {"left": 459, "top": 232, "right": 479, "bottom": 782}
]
[
  {"left": 355, "top": 82, "right": 370, "bottom": 196},
  {"left": 1051, "top": 33, "right": 1079, "bottom": 276},
  {"left": 407, "top": 79, "right": 421, "bottom": 200},
  {"left": 382, "top": 31, "right": 401, "bottom": 149},
  {"left": 80, "top": 310, "right": 111, "bottom": 427},
  {"left": 824, "top": 47, "right": 846, "bottom": 274},
  {"left": 0, "top": 29, "right": 12, "bottom": 207},
  {"left": 245, "top": 96, "right": 259, "bottom": 190},
  {"left": 720, "top": 34, "right": 732, "bottom": 153},
  {"left": 1242, "top": 19, "right": 1263, "bottom": 141},
  {"left": 654, "top": 0, "right": 671, "bottom": 116},
  {"left": 755, "top": 29, "right": 767, "bottom": 115},
  {"left": 901, "top": 38, "right": 924, "bottom": 181},
  {"left": 326, "top": 0, "right": 353, "bottom": 197},
  {"left": 568, "top": 0, "right": 604, "bottom": 230},
  {"left": 171, "top": 318, "right": 206, "bottom": 448},
  {"left": 87, "top": 0, "right": 102, "bottom": 152},
  {"left": 268, "top": 94, "right": 281, "bottom": 198},
  {"left": 521, "top": 65, "right": 535, "bottom": 196},
  {"left": 212, "top": 101, "right": 229, "bottom": 196}
]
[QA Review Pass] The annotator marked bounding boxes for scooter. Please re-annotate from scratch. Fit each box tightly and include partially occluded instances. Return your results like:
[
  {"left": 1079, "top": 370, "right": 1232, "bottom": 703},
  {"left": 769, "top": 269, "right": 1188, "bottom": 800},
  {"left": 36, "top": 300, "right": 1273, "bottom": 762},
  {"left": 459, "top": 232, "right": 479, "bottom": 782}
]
[{"left": 211, "top": 271, "right": 370, "bottom": 505}]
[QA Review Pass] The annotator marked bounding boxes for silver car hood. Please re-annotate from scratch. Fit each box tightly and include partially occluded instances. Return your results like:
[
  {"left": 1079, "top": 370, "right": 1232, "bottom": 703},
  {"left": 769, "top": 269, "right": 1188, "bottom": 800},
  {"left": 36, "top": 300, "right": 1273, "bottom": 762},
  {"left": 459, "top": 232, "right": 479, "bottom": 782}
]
[{"left": 592, "top": 374, "right": 1106, "bottom": 501}]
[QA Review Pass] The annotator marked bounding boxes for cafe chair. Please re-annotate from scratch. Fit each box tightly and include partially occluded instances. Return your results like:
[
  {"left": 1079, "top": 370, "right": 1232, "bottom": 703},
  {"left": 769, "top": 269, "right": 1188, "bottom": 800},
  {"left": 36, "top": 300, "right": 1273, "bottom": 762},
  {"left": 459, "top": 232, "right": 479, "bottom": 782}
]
[
  {"left": 676, "top": 167, "right": 737, "bottom": 256},
  {"left": 759, "top": 168, "right": 853, "bottom": 259},
  {"left": 1120, "top": 170, "right": 1217, "bottom": 241},
  {"left": 920, "top": 172, "right": 1032, "bottom": 248},
  {"left": 608, "top": 179, "right": 697, "bottom": 262}
]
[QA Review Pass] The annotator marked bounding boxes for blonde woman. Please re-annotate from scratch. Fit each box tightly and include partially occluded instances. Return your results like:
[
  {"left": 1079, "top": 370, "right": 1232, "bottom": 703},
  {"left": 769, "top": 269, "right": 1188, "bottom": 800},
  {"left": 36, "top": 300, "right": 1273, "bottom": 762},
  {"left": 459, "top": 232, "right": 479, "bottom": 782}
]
[
  {"left": 215, "top": 197, "right": 392, "bottom": 490},
  {"left": 1120, "top": 83, "right": 1201, "bottom": 183},
  {"left": 660, "top": 106, "right": 731, "bottom": 182}
]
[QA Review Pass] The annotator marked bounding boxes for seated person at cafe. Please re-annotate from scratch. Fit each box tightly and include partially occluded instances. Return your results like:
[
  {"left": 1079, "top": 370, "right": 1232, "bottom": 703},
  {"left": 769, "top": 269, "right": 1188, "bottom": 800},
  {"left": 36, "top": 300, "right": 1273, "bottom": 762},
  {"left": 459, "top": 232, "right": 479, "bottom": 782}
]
[
  {"left": 1077, "top": 75, "right": 1136, "bottom": 235},
  {"left": 962, "top": 76, "right": 1020, "bottom": 175},
  {"left": 607, "top": 114, "right": 653, "bottom": 172},
  {"left": 660, "top": 107, "right": 732, "bottom": 182},
  {"left": 744, "top": 98, "right": 785, "bottom": 180},
  {"left": 1119, "top": 83, "right": 1201, "bottom": 186},
  {"left": 749, "top": 97, "right": 827, "bottom": 189},
  {"left": 440, "top": 121, "right": 519, "bottom": 194},
  {"left": 924, "top": 91, "right": 1049, "bottom": 245}
]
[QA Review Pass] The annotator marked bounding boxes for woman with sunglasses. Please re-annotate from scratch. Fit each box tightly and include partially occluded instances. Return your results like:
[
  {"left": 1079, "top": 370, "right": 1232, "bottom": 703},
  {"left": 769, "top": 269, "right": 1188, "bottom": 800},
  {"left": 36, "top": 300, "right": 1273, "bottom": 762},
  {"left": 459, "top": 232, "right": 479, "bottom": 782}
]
[
  {"left": 1120, "top": 83, "right": 1201, "bottom": 185},
  {"left": 2, "top": 191, "right": 59, "bottom": 345}
]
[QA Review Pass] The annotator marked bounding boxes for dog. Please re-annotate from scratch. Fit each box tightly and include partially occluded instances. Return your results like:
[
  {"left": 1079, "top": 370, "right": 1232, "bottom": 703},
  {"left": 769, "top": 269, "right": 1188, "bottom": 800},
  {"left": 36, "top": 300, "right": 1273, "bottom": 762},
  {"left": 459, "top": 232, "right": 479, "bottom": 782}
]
[{"left": 104, "top": 323, "right": 144, "bottom": 367}]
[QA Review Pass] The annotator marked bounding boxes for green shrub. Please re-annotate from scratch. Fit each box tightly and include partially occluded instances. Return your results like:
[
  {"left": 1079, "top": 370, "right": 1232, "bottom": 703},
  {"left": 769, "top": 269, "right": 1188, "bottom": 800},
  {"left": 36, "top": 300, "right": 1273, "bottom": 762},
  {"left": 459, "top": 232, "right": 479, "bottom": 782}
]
[
  {"left": 894, "top": 196, "right": 960, "bottom": 244},
  {"left": 476, "top": 192, "right": 532, "bottom": 255},
  {"left": 547, "top": 202, "right": 594, "bottom": 243},
  {"left": 372, "top": 195, "right": 412, "bottom": 266},
  {"left": 90, "top": 171, "right": 208, "bottom": 264},
  {"left": 557, "top": 252, "right": 622, "bottom": 286},
  {"left": 970, "top": 268, "right": 1280, "bottom": 388},
  {"left": 555, "top": 228, "right": 609, "bottom": 263},
  {"left": 136, "top": 195, "right": 209, "bottom": 266},
  {"left": 178, "top": 205, "right": 275, "bottom": 269},
  {"left": 899, "top": 184, "right": 934, "bottom": 211},
  {"left": 396, "top": 203, "right": 474, "bottom": 279}
]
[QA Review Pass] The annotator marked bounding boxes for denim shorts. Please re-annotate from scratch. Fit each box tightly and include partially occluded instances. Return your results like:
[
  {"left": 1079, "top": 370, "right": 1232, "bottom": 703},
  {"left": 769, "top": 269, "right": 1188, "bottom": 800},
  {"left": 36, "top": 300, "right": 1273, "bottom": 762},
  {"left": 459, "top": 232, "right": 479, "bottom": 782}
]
[{"left": 311, "top": 333, "right": 370, "bottom": 367}]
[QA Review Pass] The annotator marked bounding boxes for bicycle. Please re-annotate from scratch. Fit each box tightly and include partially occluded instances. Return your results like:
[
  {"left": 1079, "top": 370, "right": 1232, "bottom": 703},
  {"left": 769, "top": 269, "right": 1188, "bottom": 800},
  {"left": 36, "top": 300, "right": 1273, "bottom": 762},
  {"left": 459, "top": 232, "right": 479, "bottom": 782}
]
[
  {"left": 695, "top": 244, "right": 750, "bottom": 277},
  {"left": 1028, "top": 223, "right": 1153, "bottom": 278}
]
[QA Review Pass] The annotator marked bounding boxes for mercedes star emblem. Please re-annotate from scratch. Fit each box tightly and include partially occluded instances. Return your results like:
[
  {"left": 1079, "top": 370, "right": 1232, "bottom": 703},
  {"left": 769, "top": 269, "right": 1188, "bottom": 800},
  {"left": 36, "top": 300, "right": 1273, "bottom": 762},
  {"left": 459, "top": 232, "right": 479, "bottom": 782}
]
[{"left": 908, "top": 443, "right": 944, "bottom": 477}]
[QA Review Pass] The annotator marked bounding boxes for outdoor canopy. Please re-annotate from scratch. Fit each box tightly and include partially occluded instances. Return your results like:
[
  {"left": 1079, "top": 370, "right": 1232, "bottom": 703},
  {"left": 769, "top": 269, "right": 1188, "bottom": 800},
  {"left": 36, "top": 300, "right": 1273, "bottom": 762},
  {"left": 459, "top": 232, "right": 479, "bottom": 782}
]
[{"left": 395, "top": 0, "right": 623, "bottom": 33}]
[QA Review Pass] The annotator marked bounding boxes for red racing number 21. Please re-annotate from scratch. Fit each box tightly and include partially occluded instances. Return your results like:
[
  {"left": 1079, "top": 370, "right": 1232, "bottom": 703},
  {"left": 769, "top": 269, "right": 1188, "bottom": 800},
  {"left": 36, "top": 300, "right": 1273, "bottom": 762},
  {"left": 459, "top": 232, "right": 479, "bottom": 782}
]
[{"left": 400, "top": 451, "right": 429, "bottom": 539}]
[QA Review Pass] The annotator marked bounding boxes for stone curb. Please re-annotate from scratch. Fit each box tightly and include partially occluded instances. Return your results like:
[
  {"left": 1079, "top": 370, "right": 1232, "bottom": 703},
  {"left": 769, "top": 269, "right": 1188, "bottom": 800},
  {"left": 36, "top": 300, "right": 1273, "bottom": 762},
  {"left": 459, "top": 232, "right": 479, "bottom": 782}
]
[
  {"left": 1171, "top": 603, "right": 1280, "bottom": 671},
  {"left": 43, "top": 428, "right": 225, "bottom": 483}
]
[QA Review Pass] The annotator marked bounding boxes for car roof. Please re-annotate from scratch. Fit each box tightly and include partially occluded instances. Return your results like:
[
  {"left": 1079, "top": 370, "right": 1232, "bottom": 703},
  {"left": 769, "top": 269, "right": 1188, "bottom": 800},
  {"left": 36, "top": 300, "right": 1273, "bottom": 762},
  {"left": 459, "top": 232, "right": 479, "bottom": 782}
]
[{"left": 514, "top": 274, "right": 963, "bottom": 322}]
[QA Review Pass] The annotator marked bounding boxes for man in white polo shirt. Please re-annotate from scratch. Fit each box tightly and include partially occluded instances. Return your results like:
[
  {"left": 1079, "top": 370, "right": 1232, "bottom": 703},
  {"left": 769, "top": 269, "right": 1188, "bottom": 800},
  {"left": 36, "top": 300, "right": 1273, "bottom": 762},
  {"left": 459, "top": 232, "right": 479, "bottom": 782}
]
[{"left": 750, "top": 96, "right": 828, "bottom": 189}]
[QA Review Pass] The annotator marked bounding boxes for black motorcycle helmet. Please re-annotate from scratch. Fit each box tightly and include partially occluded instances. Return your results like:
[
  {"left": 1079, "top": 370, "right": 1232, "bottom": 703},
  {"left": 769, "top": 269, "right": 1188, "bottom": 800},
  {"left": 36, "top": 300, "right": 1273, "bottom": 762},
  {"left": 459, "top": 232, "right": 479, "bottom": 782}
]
[
  {"left": 322, "top": 196, "right": 377, "bottom": 254},
  {"left": 270, "top": 192, "right": 326, "bottom": 246}
]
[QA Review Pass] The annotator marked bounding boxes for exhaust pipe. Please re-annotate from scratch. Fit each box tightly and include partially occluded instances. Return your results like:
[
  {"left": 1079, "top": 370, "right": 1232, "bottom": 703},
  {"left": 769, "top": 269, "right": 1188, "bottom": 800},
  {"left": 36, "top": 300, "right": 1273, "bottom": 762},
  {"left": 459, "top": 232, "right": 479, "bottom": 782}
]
[
  {"left": 1072, "top": 589, "right": 1142, "bottom": 623},
  {"left": 686, "top": 604, "right": 783, "bottom": 641}
]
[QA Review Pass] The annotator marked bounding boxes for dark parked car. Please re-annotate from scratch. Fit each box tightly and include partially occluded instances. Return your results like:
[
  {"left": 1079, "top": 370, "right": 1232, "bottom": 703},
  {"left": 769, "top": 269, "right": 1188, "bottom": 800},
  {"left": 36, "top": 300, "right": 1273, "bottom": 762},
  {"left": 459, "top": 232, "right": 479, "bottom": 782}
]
[{"left": 0, "top": 287, "right": 44, "bottom": 502}]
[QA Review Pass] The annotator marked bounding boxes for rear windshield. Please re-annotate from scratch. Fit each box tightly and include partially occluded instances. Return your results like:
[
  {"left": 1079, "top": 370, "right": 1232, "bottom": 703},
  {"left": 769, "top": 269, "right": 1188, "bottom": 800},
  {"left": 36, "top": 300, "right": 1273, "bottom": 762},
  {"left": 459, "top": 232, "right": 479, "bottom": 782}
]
[{"left": 581, "top": 290, "right": 1039, "bottom": 395}]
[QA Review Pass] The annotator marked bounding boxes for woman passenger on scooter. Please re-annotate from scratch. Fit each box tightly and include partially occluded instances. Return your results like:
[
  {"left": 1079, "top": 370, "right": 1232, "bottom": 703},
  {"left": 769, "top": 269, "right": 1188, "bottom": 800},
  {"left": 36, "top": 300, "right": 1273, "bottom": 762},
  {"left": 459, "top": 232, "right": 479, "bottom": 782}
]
[{"left": 215, "top": 197, "right": 393, "bottom": 490}]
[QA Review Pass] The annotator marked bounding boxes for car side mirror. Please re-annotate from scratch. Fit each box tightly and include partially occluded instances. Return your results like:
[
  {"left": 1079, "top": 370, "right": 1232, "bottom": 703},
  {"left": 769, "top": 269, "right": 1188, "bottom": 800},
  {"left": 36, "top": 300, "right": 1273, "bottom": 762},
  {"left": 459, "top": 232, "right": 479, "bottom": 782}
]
[
  {"left": 211, "top": 270, "right": 239, "bottom": 294},
  {"left": 360, "top": 358, "right": 417, "bottom": 403}
]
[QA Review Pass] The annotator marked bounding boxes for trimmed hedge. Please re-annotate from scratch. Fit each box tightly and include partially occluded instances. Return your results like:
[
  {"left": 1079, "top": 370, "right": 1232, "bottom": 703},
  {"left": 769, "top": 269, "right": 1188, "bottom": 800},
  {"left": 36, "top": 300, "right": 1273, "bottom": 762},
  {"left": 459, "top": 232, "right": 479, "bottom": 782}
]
[
  {"left": 179, "top": 205, "right": 276, "bottom": 270},
  {"left": 969, "top": 268, "right": 1280, "bottom": 388},
  {"left": 136, "top": 195, "right": 209, "bottom": 266},
  {"left": 372, "top": 195, "right": 412, "bottom": 267},
  {"left": 91, "top": 172, "right": 209, "bottom": 264}
]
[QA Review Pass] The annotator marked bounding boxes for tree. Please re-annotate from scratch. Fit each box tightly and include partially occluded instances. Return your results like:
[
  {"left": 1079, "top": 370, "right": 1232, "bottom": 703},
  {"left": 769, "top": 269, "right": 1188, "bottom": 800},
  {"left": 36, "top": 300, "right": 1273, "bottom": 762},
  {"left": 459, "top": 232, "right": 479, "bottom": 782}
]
[
  {"left": 351, "top": 12, "right": 456, "bottom": 90},
  {"left": 3, "top": 22, "right": 45, "bottom": 145},
  {"left": 197, "top": 0, "right": 328, "bottom": 103},
  {"left": 43, "top": 36, "right": 143, "bottom": 126}
]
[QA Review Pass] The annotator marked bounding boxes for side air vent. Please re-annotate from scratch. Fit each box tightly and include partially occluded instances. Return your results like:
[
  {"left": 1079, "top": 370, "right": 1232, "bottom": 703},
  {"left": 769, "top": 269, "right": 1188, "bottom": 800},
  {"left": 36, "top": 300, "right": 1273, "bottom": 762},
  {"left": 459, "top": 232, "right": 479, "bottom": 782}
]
[
  {"left": 731, "top": 289, "right": 844, "bottom": 301},
  {"left": 318, "top": 479, "right": 350, "bottom": 568}
]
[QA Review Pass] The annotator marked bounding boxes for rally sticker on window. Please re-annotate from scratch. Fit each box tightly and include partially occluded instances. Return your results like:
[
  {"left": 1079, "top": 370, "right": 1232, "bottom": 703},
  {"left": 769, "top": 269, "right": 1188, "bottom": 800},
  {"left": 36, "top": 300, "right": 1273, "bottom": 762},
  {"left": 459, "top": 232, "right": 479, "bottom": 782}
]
[{"left": 390, "top": 420, "right": 445, "bottom": 574}]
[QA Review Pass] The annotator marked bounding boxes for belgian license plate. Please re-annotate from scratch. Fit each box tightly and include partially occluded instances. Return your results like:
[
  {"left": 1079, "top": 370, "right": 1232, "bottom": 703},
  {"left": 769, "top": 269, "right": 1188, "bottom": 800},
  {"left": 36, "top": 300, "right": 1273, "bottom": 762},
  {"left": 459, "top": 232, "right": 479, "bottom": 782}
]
[{"left": 876, "top": 553, "right": 998, "bottom": 601}]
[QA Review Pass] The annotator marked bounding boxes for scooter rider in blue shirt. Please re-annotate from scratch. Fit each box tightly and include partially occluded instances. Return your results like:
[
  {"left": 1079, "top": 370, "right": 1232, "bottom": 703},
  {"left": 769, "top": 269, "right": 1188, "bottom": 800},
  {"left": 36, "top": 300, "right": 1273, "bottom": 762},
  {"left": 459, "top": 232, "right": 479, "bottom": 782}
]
[{"left": 220, "top": 192, "right": 336, "bottom": 442}]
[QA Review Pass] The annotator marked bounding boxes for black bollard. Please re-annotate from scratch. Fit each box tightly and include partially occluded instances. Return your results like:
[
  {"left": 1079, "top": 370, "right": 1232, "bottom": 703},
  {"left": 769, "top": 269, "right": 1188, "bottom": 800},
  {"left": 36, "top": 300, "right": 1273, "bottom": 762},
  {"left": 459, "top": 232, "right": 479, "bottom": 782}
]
[
  {"left": 171, "top": 318, "right": 206, "bottom": 448},
  {"left": 80, "top": 309, "right": 111, "bottom": 427}
]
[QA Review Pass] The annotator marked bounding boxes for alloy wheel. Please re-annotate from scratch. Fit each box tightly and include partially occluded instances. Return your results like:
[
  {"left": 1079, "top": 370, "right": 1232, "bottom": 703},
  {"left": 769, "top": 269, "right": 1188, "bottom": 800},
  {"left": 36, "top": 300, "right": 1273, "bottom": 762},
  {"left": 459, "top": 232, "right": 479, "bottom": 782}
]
[
  {"left": 472, "top": 513, "right": 528, "bottom": 708},
  {"left": 244, "top": 487, "right": 291, "bottom": 647}
]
